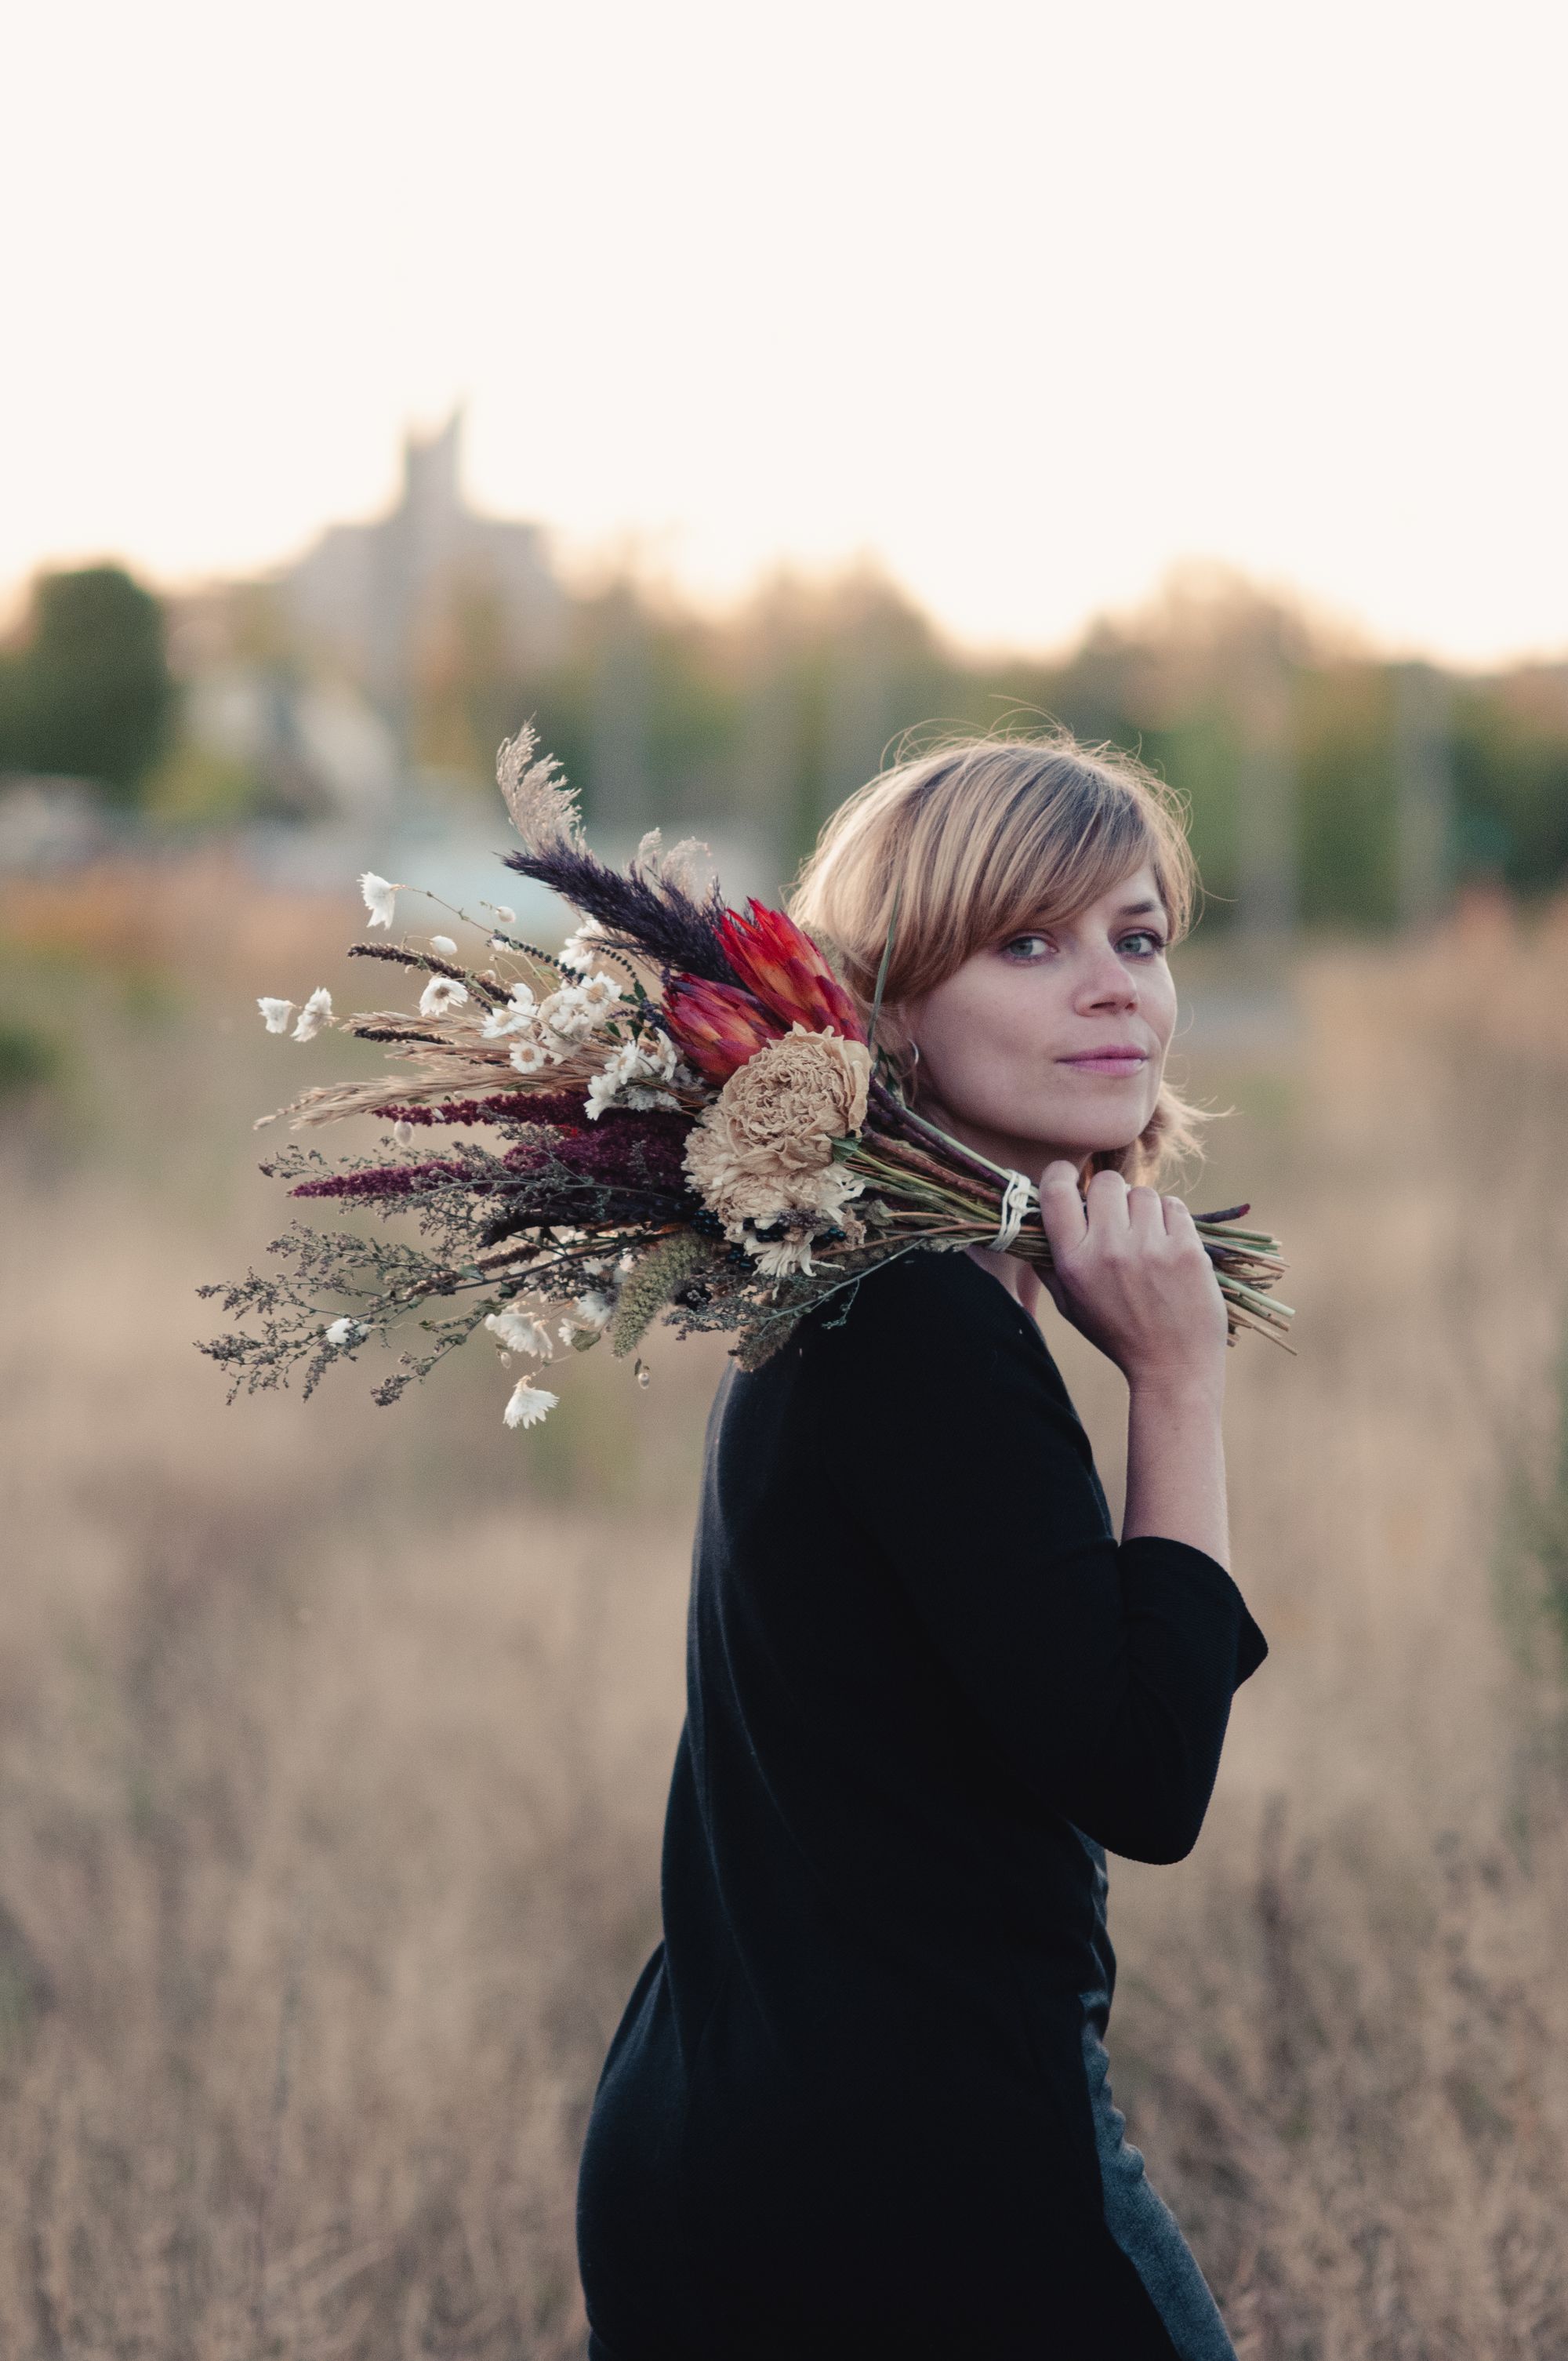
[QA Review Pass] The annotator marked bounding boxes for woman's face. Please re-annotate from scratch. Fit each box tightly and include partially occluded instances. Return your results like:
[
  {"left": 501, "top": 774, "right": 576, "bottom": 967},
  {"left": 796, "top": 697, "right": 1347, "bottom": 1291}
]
[{"left": 898, "top": 860, "right": 1177, "bottom": 1176}]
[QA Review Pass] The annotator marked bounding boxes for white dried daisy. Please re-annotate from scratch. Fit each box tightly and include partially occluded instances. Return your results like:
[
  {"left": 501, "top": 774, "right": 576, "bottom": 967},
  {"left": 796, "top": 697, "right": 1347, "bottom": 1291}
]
[
  {"left": 510, "top": 1038, "right": 552, "bottom": 1073},
  {"left": 258, "top": 997, "right": 295, "bottom": 1033},
  {"left": 503, "top": 1378, "right": 559, "bottom": 1430},
  {"left": 584, "top": 1030, "right": 681, "bottom": 1119},
  {"left": 537, "top": 982, "right": 600, "bottom": 1042},
  {"left": 481, "top": 983, "right": 537, "bottom": 1039},
  {"left": 360, "top": 873, "right": 399, "bottom": 928},
  {"left": 484, "top": 1307, "right": 552, "bottom": 1357},
  {"left": 429, "top": 933, "right": 457, "bottom": 957},
  {"left": 419, "top": 975, "right": 470, "bottom": 1019},
  {"left": 292, "top": 987, "right": 334, "bottom": 1042},
  {"left": 557, "top": 1291, "right": 615, "bottom": 1346},
  {"left": 748, "top": 1233, "right": 820, "bottom": 1277}
]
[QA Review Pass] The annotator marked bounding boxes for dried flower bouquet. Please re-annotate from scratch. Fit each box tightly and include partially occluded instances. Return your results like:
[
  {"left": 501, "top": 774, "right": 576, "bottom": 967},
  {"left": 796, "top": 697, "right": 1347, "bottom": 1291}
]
[{"left": 200, "top": 729, "right": 1294, "bottom": 1431}]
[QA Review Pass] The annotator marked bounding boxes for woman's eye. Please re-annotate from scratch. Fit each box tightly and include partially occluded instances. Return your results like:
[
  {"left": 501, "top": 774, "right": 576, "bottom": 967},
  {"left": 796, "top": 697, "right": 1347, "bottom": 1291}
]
[
  {"left": 1002, "top": 934, "right": 1052, "bottom": 961},
  {"left": 1120, "top": 930, "right": 1167, "bottom": 957}
]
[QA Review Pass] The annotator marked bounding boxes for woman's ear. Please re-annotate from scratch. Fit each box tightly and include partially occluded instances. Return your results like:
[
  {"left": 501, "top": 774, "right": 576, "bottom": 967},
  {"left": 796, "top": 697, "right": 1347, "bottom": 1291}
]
[
  {"left": 873, "top": 1004, "right": 924, "bottom": 1102},
  {"left": 871, "top": 997, "right": 916, "bottom": 1069},
  {"left": 877, "top": 988, "right": 923, "bottom": 1049}
]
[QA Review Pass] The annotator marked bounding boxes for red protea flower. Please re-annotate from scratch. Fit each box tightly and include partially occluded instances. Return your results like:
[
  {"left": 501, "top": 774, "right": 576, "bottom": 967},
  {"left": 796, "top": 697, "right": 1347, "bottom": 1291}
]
[
  {"left": 717, "top": 901, "right": 867, "bottom": 1042},
  {"left": 662, "top": 973, "right": 786, "bottom": 1083}
]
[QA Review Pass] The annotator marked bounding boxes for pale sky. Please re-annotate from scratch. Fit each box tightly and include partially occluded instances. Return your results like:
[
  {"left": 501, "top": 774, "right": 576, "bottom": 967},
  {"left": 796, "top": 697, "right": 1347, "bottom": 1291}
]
[{"left": 5, "top": 0, "right": 1566, "bottom": 666}]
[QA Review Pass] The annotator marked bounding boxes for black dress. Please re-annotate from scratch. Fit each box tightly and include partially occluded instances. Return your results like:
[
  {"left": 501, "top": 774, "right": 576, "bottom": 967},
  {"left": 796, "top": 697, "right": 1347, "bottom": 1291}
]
[{"left": 577, "top": 1246, "right": 1267, "bottom": 2361}]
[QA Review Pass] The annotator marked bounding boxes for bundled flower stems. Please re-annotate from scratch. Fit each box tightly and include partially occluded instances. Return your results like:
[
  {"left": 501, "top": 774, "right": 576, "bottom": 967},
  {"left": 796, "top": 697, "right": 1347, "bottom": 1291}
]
[{"left": 200, "top": 728, "right": 1295, "bottom": 1433}]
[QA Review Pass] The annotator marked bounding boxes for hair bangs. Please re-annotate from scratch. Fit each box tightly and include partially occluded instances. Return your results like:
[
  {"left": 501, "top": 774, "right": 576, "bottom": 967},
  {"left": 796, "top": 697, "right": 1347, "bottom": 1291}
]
[{"left": 964, "top": 783, "right": 1167, "bottom": 976}]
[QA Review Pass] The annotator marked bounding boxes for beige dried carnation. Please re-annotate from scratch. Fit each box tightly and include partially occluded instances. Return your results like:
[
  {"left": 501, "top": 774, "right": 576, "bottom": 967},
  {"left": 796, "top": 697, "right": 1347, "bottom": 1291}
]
[{"left": 684, "top": 1024, "right": 871, "bottom": 1237}]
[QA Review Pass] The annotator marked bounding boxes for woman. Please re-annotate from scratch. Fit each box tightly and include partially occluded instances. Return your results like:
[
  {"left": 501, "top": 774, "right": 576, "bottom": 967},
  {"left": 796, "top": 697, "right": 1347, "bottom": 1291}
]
[{"left": 576, "top": 736, "right": 1268, "bottom": 2360}]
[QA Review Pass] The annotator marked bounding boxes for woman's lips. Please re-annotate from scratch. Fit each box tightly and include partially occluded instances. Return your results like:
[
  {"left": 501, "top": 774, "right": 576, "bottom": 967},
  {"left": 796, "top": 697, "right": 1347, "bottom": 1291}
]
[{"left": 1058, "top": 1052, "right": 1149, "bottom": 1075}]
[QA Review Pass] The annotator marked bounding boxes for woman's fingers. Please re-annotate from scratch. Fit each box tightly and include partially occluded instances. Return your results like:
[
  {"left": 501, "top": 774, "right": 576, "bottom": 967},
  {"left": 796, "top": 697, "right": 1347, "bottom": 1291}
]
[
  {"left": 1033, "top": 1164, "right": 1227, "bottom": 1382},
  {"left": 1160, "top": 1193, "right": 1198, "bottom": 1240},
  {"left": 1083, "top": 1166, "right": 1131, "bottom": 1243},
  {"left": 1036, "top": 1161, "right": 1090, "bottom": 1264},
  {"left": 1125, "top": 1182, "right": 1165, "bottom": 1239}
]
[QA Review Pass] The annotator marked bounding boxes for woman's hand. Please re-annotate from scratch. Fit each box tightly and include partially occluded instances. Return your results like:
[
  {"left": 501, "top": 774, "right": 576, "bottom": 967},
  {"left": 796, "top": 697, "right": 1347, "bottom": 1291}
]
[{"left": 1033, "top": 1162, "right": 1228, "bottom": 1394}]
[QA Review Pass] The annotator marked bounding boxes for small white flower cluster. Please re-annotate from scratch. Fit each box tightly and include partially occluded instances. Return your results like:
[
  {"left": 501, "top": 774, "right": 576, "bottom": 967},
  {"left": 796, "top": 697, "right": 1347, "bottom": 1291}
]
[
  {"left": 485, "top": 1299, "right": 560, "bottom": 1429},
  {"left": 558, "top": 1289, "right": 614, "bottom": 1343},
  {"left": 481, "top": 981, "right": 539, "bottom": 1041},
  {"left": 584, "top": 1027, "right": 684, "bottom": 1120},
  {"left": 479, "top": 968, "right": 633, "bottom": 1077},
  {"left": 539, "top": 972, "right": 625, "bottom": 1043},
  {"left": 557, "top": 916, "right": 608, "bottom": 973},
  {"left": 484, "top": 1279, "right": 620, "bottom": 1433},
  {"left": 258, "top": 987, "right": 334, "bottom": 1042},
  {"left": 484, "top": 1305, "right": 553, "bottom": 1357}
]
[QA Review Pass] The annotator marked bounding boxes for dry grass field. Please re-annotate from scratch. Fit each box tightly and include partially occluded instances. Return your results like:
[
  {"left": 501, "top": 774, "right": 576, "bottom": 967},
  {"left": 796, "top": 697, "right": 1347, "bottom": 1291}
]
[{"left": 2, "top": 857, "right": 1568, "bottom": 2359}]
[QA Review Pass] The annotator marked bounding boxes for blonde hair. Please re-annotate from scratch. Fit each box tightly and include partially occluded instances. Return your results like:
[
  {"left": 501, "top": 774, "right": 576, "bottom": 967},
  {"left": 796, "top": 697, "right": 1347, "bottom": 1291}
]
[{"left": 788, "top": 730, "right": 1211, "bottom": 1186}]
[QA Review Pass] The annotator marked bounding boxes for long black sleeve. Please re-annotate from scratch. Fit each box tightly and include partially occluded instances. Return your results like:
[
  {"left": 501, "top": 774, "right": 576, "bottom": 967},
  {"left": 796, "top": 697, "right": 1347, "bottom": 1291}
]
[{"left": 808, "top": 1249, "right": 1266, "bottom": 1863}]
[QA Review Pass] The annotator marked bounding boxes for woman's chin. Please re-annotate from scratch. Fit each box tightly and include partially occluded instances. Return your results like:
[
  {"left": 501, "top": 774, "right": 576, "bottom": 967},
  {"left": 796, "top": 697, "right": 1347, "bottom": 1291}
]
[{"left": 1014, "top": 1124, "right": 1147, "bottom": 1166}]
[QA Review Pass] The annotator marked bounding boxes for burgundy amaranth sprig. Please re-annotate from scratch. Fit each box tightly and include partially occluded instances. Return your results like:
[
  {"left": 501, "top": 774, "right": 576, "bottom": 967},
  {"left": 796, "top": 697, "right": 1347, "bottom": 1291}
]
[
  {"left": 290, "top": 1159, "right": 474, "bottom": 1202},
  {"left": 377, "top": 1092, "right": 660, "bottom": 1130},
  {"left": 500, "top": 1114, "right": 692, "bottom": 1193}
]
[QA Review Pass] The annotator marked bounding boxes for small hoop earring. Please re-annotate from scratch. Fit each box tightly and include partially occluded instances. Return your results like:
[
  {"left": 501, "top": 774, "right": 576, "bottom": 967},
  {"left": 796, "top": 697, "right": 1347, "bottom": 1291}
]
[{"left": 909, "top": 1042, "right": 920, "bottom": 1070}]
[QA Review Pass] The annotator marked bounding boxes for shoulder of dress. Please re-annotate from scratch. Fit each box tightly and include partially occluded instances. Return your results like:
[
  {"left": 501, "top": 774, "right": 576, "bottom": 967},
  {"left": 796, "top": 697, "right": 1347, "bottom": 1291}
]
[{"left": 800, "top": 1244, "right": 1048, "bottom": 1369}]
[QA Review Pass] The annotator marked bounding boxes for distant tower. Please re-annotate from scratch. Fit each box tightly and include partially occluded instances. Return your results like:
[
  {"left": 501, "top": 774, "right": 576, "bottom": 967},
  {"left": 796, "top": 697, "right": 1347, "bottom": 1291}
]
[
  {"left": 365, "top": 409, "right": 468, "bottom": 762},
  {"left": 281, "top": 406, "right": 564, "bottom": 787},
  {"left": 401, "top": 409, "right": 464, "bottom": 572}
]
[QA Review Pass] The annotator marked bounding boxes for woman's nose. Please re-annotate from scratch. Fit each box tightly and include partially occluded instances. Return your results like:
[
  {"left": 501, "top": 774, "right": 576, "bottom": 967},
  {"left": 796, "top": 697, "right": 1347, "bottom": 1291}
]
[{"left": 1078, "top": 946, "right": 1138, "bottom": 1008}]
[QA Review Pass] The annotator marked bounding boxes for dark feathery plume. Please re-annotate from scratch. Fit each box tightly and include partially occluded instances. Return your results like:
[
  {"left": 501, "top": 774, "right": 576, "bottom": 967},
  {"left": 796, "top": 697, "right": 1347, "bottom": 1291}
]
[
  {"left": 499, "top": 842, "right": 740, "bottom": 987},
  {"left": 347, "top": 942, "right": 510, "bottom": 1005}
]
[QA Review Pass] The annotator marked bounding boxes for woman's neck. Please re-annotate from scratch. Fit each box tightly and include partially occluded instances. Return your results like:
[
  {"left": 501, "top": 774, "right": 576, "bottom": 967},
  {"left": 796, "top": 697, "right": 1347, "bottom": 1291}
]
[
  {"left": 910, "top": 1092, "right": 1086, "bottom": 1313},
  {"left": 909, "top": 1089, "right": 1083, "bottom": 1197}
]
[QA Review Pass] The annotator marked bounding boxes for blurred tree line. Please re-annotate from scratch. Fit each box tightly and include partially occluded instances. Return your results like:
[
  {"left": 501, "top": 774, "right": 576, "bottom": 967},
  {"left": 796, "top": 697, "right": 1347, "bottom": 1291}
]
[
  {"left": 5, "top": 555, "right": 1568, "bottom": 928},
  {"left": 0, "top": 567, "right": 172, "bottom": 801},
  {"left": 450, "top": 560, "right": 1568, "bottom": 925}
]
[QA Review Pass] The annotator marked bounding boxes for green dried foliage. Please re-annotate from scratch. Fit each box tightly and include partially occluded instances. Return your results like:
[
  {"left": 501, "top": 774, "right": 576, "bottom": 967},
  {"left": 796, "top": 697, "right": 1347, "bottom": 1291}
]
[
  {"left": 732, "top": 1313, "right": 806, "bottom": 1371},
  {"left": 610, "top": 1230, "right": 720, "bottom": 1358}
]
